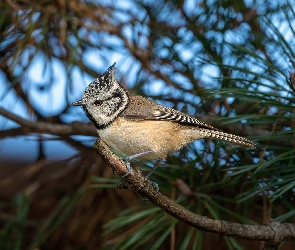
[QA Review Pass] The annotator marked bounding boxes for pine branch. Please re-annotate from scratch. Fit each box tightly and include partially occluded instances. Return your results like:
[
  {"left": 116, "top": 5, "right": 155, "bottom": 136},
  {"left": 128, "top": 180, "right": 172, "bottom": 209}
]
[
  {"left": 93, "top": 139, "right": 295, "bottom": 248},
  {"left": 0, "top": 107, "right": 97, "bottom": 137}
]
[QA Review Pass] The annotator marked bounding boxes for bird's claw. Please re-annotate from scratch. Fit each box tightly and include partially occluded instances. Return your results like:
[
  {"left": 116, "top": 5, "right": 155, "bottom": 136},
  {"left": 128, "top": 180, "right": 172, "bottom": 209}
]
[
  {"left": 120, "top": 150, "right": 153, "bottom": 178},
  {"left": 120, "top": 161, "right": 132, "bottom": 177},
  {"left": 147, "top": 180, "right": 159, "bottom": 193}
]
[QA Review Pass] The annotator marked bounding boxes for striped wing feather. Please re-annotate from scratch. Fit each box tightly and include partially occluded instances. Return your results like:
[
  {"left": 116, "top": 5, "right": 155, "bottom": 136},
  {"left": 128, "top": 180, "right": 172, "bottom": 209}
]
[{"left": 152, "top": 107, "right": 218, "bottom": 131}]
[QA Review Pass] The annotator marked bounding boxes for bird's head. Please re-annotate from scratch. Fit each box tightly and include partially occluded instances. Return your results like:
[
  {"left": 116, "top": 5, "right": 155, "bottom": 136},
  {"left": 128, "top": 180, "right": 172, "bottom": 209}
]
[{"left": 72, "top": 63, "right": 129, "bottom": 129}]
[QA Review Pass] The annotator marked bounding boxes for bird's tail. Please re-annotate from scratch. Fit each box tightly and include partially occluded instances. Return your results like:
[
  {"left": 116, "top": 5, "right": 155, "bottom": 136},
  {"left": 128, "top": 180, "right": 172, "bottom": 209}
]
[{"left": 205, "top": 130, "right": 255, "bottom": 148}]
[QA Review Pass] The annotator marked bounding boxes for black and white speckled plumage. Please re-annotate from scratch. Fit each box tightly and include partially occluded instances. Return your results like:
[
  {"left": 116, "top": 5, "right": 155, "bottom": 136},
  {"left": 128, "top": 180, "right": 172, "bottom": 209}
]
[{"left": 79, "top": 63, "right": 129, "bottom": 130}]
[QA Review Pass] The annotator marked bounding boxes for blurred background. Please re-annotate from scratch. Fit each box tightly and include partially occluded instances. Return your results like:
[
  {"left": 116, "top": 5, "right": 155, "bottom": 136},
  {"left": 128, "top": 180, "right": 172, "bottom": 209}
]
[{"left": 0, "top": 0, "right": 295, "bottom": 249}]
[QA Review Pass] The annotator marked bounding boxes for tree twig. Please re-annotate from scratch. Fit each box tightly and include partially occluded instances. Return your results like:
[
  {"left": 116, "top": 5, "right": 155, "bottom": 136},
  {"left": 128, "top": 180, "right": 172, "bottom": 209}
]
[
  {"left": 0, "top": 107, "right": 97, "bottom": 137},
  {"left": 93, "top": 139, "right": 295, "bottom": 247}
]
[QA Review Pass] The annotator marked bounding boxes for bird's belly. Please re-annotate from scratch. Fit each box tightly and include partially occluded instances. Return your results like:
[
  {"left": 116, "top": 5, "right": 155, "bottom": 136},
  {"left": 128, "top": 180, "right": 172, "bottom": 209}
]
[{"left": 98, "top": 118, "right": 184, "bottom": 160}]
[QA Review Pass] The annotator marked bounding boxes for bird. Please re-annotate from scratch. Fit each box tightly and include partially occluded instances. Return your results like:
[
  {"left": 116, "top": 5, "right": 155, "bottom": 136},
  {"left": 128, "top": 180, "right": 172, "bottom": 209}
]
[{"left": 72, "top": 63, "right": 255, "bottom": 178}]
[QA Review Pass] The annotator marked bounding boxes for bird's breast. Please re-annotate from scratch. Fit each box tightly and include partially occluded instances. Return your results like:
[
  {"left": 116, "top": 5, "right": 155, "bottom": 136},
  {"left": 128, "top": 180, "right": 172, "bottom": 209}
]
[{"left": 97, "top": 117, "right": 186, "bottom": 160}]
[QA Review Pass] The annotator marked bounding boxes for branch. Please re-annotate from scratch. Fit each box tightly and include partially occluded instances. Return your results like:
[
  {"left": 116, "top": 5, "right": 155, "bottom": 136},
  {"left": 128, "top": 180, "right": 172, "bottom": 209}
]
[
  {"left": 93, "top": 139, "right": 295, "bottom": 248},
  {"left": 0, "top": 107, "right": 97, "bottom": 137}
]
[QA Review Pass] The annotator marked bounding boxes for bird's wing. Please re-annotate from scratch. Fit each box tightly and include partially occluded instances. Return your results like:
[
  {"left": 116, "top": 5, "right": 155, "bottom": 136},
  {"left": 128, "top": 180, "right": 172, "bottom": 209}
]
[
  {"left": 121, "top": 95, "right": 218, "bottom": 131},
  {"left": 151, "top": 106, "right": 218, "bottom": 130}
]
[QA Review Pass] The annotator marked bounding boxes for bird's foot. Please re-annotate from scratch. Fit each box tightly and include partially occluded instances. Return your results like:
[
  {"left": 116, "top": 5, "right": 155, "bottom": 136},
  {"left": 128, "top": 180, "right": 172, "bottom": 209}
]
[
  {"left": 147, "top": 180, "right": 159, "bottom": 193},
  {"left": 120, "top": 150, "right": 153, "bottom": 177},
  {"left": 120, "top": 161, "right": 132, "bottom": 177}
]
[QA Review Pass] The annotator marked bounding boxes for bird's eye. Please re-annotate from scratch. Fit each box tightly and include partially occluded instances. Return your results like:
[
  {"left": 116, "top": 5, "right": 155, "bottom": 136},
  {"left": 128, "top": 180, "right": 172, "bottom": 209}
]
[{"left": 94, "top": 100, "right": 103, "bottom": 106}]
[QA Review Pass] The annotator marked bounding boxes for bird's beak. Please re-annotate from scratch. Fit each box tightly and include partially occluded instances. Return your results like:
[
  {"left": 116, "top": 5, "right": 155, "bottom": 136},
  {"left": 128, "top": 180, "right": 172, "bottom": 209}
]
[{"left": 72, "top": 100, "right": 83, "bottom": 106}]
